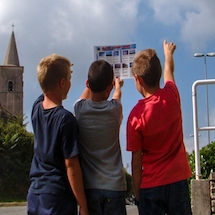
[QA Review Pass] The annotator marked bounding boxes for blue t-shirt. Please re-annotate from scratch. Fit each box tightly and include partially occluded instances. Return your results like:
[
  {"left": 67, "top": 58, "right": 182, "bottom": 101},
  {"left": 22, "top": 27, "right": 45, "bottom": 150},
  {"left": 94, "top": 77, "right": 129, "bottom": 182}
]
[{"left": 29, "top": 95, "right": 79, "bottom": 195}]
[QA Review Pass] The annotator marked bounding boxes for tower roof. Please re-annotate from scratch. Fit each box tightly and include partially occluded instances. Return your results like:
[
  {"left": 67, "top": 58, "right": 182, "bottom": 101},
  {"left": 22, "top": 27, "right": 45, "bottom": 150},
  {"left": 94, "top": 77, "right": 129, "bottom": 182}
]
[{"left": 4, "top": 30, "right": 20, "bottom": 66}]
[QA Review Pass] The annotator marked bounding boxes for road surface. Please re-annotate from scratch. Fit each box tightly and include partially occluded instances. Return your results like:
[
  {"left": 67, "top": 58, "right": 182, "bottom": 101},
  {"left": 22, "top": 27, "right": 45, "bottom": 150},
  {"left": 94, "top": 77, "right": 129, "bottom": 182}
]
[{"left": 0, "top": 205, "right": 138, "bottom": 215}]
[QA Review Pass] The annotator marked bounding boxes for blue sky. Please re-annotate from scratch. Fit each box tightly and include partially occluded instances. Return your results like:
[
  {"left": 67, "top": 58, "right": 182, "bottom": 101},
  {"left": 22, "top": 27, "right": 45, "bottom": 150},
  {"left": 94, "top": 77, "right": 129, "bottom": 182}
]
[{"left": 1, "top": 0, "right": 215, "bottom": 173}]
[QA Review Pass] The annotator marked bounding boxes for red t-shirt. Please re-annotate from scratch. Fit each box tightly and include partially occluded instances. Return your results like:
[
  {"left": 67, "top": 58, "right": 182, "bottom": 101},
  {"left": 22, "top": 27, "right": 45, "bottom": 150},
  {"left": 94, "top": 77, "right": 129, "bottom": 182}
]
[{"left": 126, "top": 81, "right": 192, "bottom": 188}]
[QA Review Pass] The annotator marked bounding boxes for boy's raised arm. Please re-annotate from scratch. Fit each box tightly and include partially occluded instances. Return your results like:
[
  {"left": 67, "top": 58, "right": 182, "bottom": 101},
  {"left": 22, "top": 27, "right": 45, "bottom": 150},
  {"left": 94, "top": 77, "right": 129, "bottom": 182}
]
[
  {"left": 112, "top": 77, "right": 124, "bottom": 100},
  {"left": 79, "top": 80, "right": 91, "bottom": 100},
  {"left": 163, "top": 40, "right": 176, "bottom": 84},
  {"left": 79, "top": 87, "right": 91, "bottom": 99}
]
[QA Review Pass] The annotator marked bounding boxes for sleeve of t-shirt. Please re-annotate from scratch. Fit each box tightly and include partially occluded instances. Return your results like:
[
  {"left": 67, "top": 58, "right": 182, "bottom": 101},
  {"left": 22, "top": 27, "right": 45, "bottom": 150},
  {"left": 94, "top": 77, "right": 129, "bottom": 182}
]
[
  {"left": 165, "top": 81, "right": 181, "bottom": 105},
  {"left": 60, "top": 112, "right": 79, "bottom": 159},
  {"left": 33, "top": 94, "right": 44, "bottom": 106},
  {"left": 126, "top": 109, "right": 143, "bottom": 152},
  {"left": 31, "top": 94, "right": 44, "bottom": 120},
  {"left": 73, "top": 99, "right": 84, "bottom": 118},
  {"left": 111, "top": 99, "right": 123, "bottom": 125}
]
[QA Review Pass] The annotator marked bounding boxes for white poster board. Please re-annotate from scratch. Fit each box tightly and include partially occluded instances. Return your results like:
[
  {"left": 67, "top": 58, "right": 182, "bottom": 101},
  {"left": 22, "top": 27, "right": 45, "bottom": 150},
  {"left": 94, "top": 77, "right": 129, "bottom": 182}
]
[{"left": 94, "top": 44, "right": 137, "bottom": 79}]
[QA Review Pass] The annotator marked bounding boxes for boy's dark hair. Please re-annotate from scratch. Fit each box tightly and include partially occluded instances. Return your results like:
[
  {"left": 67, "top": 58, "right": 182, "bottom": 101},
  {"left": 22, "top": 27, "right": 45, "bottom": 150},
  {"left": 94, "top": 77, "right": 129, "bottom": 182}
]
[
  {"left": 132, "top": 49, "right": 162, "bottom": 87},
  {"left": 88, "top": 60, "right": 114, "bottom": 93}
]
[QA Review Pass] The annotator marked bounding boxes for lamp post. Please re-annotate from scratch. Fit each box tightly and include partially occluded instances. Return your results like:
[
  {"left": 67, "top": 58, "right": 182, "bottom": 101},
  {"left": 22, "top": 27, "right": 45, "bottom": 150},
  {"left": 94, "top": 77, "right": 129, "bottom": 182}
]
[{"left": 194, "top": 52, "right": 215, "bottom": 144}]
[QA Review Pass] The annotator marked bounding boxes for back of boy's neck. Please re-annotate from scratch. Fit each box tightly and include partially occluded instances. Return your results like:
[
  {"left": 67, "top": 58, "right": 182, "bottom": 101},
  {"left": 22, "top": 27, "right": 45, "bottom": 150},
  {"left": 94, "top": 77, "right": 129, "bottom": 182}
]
[
  {"left": 144, "top": 86, "right": 159, "bottom": 98},
  {"left": 91, "top": 92, "right": 107, "bottom": 102},
  {"left": 43, "top": 94, "right": 62, "bottom": 109}
]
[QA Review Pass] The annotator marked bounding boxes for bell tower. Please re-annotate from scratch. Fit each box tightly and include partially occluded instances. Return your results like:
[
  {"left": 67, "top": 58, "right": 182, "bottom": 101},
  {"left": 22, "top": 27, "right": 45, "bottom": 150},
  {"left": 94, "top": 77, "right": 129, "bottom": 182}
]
[{"left": 0, "top": 26, "right": 24, "bottom": 118}]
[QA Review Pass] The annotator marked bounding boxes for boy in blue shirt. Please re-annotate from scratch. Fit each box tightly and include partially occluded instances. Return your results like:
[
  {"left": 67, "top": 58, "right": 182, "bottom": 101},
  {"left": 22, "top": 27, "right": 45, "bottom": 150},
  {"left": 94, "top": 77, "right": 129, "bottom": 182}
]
[{"left": 27, "top": 54, "right": 88, "bottom": 215}]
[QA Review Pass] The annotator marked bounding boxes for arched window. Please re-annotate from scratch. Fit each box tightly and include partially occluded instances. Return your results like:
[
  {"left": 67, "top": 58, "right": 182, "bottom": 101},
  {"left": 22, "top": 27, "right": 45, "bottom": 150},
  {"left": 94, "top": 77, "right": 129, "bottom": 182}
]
[{"left": 8, "top": 81, "right": 14, "bottom": 91}]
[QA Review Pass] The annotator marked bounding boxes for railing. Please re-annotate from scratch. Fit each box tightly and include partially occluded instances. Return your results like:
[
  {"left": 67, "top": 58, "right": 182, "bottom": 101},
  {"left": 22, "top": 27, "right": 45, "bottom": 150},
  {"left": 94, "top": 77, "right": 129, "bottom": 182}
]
[{"left": 192, "top": 79, "right": 215, "bottom": 180}]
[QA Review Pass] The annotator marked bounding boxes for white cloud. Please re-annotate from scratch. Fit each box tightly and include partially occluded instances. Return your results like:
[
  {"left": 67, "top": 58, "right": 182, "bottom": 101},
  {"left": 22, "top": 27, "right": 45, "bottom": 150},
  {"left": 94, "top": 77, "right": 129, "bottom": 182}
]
[
  {"left": 0, "top": 0, "right": 141, "bottom": 130},
  {"left": 146, "top": 0, "right": 215, "bottom": 51},
  {"left": 147, "top": 0, "right": 194, "bottom": 25},
  {"left": 0, "top": 0, "right": 140, "bottom": 47},
  {"left": 181, "top": 2, "right": 215, "bottom": 51}
]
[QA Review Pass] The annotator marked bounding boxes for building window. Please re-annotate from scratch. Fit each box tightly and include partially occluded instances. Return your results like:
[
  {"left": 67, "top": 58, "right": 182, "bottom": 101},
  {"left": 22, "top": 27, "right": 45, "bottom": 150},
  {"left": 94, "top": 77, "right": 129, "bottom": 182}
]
[{"left": 8, "top": 81, "right": 14, "bottom": 91}]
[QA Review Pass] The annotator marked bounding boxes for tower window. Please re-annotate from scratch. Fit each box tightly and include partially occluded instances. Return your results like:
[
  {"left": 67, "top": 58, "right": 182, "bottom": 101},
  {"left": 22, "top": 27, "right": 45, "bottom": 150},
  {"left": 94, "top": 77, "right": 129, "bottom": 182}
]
[{"left": 8, "top": 81, "right": 14, "bottom": 91}]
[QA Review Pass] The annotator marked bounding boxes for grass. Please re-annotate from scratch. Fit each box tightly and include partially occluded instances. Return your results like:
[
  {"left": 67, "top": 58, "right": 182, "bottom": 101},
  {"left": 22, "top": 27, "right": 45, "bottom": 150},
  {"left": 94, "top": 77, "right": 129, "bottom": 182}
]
[{"left": 0, "top": 195, "right": 26, "bottom": 203}]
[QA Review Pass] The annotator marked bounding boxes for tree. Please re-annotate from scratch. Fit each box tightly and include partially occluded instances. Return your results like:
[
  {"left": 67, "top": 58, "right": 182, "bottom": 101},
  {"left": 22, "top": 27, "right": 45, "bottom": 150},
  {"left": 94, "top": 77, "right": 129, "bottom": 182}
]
[
  {"left": 0, "top": 116, "right": 34, "bottom": 200},
  {"left": 124, "top": 164, "right": 134, "bottom": 198},
  {"left": 188, "top": 141, "right": 215, "bottom": 180}
]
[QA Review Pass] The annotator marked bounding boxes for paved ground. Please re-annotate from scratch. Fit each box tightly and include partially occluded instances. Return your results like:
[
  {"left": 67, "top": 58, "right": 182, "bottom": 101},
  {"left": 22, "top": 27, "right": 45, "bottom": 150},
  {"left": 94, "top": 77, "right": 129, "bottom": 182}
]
[
  {"left": 126, "top": 205, "right": 138, "bottom": 215},
  {"left": 0, "top": 206, "right": 26, "bottom": 215},
  {"left": 0, "top": 205, "right": 138, "bottom": 215}
]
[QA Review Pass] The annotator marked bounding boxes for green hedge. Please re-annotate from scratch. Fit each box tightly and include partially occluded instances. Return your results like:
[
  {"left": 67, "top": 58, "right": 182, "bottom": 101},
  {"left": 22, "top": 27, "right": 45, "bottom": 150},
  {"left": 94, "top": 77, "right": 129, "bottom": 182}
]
[{"left": 0, "top": 117, "right": 34, "bottom": 201}]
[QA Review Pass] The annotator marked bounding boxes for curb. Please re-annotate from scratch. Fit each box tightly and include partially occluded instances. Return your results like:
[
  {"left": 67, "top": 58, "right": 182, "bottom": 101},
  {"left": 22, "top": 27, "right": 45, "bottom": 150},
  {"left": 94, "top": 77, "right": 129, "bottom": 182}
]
[{"left": 0, "top": 202, "right": 26, "bottom": 207}]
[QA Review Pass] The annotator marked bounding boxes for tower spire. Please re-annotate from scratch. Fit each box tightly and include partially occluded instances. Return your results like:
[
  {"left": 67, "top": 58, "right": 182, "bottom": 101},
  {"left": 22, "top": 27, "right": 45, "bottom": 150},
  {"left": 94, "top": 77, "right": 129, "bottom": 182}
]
[
  {"left": 12, "top": 22, "right": 14, "bottom": 31},
  {"left": 3, "top": 24, "right": 20, "bottom": 66}
]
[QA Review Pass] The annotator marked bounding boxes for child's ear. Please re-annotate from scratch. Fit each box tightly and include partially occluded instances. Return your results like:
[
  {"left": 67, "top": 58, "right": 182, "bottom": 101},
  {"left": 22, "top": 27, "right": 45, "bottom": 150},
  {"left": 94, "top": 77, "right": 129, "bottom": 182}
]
[
  {"left": 59, "top": 78, "right": 65, "bottom": 89},
  {"left": 106, "top": 84, "right": 113, "bottom": 94},
  {"left": 86, "top": 80, "right": 90, "bottom": 88},
  {"left": 135, "top": 74, "right": 143, "bottom": 85}
]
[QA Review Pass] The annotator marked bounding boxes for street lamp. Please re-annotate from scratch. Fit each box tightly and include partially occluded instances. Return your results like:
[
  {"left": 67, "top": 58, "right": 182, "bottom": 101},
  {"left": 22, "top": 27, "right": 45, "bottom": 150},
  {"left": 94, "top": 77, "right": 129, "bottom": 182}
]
[{"left": 194, "top": 52, "right": 215, "bottom": 144}]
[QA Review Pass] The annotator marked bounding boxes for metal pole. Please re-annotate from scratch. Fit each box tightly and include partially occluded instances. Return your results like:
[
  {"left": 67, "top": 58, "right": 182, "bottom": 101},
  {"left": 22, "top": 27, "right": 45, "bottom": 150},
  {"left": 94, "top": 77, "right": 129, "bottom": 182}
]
[
  {"left": 192, "top": 81, "right": 201, "bottom": 179},
  {"left": 204, "top": 56, "right": 210, "bottom": 144},
  {"left": 192, "top": 79, "right": 215, "bottom": 179}
]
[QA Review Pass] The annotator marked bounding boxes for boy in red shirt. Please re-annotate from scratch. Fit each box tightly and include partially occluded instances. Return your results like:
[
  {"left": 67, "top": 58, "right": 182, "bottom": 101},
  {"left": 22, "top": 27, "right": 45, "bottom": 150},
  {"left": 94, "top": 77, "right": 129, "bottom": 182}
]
[{"left": 126, "top": 41, "right": 192, "bottom": 215}]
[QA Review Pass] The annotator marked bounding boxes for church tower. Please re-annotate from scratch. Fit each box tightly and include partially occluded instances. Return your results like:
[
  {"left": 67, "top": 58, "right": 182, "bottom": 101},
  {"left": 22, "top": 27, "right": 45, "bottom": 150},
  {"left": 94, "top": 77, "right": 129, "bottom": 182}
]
[{"left": 0, "top": 27, "right": 24, "bottom": 118}]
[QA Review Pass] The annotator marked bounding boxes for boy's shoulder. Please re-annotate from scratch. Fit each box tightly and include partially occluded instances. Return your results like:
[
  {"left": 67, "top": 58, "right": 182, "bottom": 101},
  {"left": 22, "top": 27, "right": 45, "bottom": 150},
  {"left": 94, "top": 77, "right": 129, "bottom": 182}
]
[
  {"left": 75, "top": 98, "right": 121, "bottom": 105},
  {"left": 52, "top": 107, "right": 77, "bottom": 129},
  {"left": 74, "top": 98, "right": 121, "bottom": 113},
  {"left": 57, "top": 106, "right": 75, "bottom": 119},
  {"left": 164, "top": 80, "right": 179, "bottom": 96},
  {"left": 42, "top": 105, "right": 75, "bottom": 123}
]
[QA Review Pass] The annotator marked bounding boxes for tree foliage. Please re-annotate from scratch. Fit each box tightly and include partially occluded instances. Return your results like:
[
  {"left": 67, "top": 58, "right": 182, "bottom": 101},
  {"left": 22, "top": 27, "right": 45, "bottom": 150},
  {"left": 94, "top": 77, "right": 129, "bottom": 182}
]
[
  {"left": 0, "top": 116, "right": 34, "bottom": 200},
  {"left": 124, "top": 164, "right": 134, "bottom": 198},
  {"left": 188, "top": 141, "right": 215, "bottom": 180}
]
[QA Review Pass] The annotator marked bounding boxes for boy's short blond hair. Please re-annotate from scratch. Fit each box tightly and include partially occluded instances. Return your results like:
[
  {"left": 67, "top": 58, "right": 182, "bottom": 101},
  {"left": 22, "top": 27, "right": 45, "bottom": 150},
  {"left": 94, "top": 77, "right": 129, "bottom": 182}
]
[
  {"left": 132, "top": 49, "right": 162, "bottom": 87},
  {"left": 37, "top": 54, "right": 72, "bottom": 92}
]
